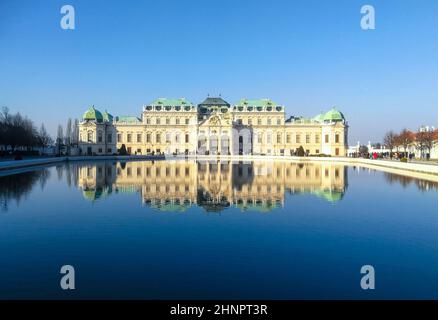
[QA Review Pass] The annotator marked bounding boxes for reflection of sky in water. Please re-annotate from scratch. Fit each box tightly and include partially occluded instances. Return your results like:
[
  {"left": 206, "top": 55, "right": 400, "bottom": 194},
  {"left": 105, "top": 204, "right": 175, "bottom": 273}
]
[{"left": 1, "top": 160, "right": 438, "bottom": 299}]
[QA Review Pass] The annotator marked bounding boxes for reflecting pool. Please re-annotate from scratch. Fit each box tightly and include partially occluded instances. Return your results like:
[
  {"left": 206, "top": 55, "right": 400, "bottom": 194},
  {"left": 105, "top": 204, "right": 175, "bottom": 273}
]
[{"left": 1, "top": 160, "right": 438, "bottom": 299}]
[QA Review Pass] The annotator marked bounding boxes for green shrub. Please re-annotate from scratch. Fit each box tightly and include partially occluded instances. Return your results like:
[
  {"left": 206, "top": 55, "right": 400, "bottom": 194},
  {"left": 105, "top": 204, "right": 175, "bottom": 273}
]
[{"left": 400, "top": 157, "right": 408, "bottom": 163}]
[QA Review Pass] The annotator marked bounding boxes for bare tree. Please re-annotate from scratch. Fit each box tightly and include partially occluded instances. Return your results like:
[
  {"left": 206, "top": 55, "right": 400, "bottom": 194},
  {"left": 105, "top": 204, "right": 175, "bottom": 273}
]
[
  {"left": 416, "top": 130, "right": 434, "bottom": 160},
  {"left": 65, "top": 118, "right": 72, "bottom": 146},
  {"left": 0, "top": 107, "right": 47, "bottom": 155},
  {"left": 383, "top": 130, "right": 397, "bottom": 158},
  {"left": 38, "top": 124, "right": 52, "bottom": 154},
  {"left": 72, "top": 118, "right": 79, "bottom": 145},
  {"left": 57, "top": 125, "right": 64, "bottom": 156},
  {"left": 397, "top": 129, "right": 414, "bottom": 157}
]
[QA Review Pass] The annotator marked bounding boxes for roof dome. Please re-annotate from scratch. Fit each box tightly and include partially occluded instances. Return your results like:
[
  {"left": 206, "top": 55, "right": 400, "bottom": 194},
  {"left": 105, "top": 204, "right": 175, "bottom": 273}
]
[
  {"left": 312, "top": 113, "right": 324, "bottom": 123},
  {"left": 323, "top": 107, "right": 345, "bottom": 122},
  {"left": 83, "top": 106, "right": 103, "bottom": 122},
  {"left": 102, "top": 110, "right": 113, "bottom": 122}
]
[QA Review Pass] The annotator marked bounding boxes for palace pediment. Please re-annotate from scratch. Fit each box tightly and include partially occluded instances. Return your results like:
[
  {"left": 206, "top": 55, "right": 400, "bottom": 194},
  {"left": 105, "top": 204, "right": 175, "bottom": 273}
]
[{"left": 199, "top": 113, "right": 232, "bottom": 128}]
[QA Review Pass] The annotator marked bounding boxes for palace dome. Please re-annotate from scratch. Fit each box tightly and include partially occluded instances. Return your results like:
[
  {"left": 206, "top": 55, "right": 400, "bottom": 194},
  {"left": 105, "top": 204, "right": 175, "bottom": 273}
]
[
  {"left": 102, "top": 110, "right": 114, "bottom": 123},
  {"left": 83, "top": 106, "right": 103, "bottom": 122},
  {"left": 312, "top": 113, "right": 325, "bottom": 123},
  {"left": 323, "top": 108, "right": 345, "bottom": 122}
]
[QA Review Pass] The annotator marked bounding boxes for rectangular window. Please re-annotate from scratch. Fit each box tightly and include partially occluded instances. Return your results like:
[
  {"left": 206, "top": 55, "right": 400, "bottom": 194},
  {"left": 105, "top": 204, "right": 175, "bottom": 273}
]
[
  {"left": 98, "top": 131, "right": 103, "bottom": 143},
  {"left": 185, "top": 118, "right": 189, "bottom": 125},
  {"left": 286, "top": 134, "right": 291, "bottom": 143},
  {"left": 166, "top": 133, "right": 171, "bottom": 143},
  {"left": 258, "top": 134, "right": 262, "bottom": 144},
  {"left": 117, "top": 133, "right": 122, "bottom": 143},
  {"left": 107, "top": 148, "right": 112, "bottom": 153},
  {"left": 176, "top": 118, "right": 180, "bottom": 125},
  {"left": 306, "top": 134, "right": 310, "bottom": 144},
  {"left": 146, "top": 133, "right": 151, "bottom": 143},
  {"left": 267, "top": 119, "right": 272, "bottom": 125},
  {"left": 156, "top": 133, "right": 161, "bottom": 143},
  {"left": 267, "top": 134, "right": 271, "bottom": 144},
  {"left": 315, "top": 134, "right": 320, "bottom": 144},
  {"left": 156, "top": 118, "right": 160, "bottom": 125},
  {"left": 107, "top": 133, "right": 112, "bottom": 143},
  {"left": 335, "top": 148, "right": 340, "bottom": 156},
  {"left": 277, "top": 119, "right": 281, "bottom": 125},
  {"left": 166, "top": 118, "right": 170, "bottom": 125},
  {"left": 325, "top": 134, "right": 329, "bottom": 143},
  {"left": 98, "top": 148, "right": 102, "bottom": 153},
  {"left": 237, "top": 119, "right": 242, "bottom": 125},
  {"left": 258, "top": 118, "right": 262, "bottom": 125},
  {"left": 127, "top": 147, "right": 131, "bottom": 154},
  {"left": 146, "top": 118, "right": 151, "bottom": 124},
  {"left": 296, "top": 134, "right": 301, "bottom": 144},
  {"left": 277, "top": 134, "right": 281, "bottom": 144},
  {"left": 127, "top": 134, "right": 132, "bottom": 143},
  {"left": 137, "top": 133, "right": 142, "bottom": 143},
  {"left": 335, "top": 134, "right": 340, "bottom": 143},
  {"left": 185, "top": 134, "right": 189, "bottom": 143},
  {"left": 316, "top": 149, "right": 320, "bottom": 154},
  {"left": 248, "top": 119, "right": 252, "bottom": 125}
]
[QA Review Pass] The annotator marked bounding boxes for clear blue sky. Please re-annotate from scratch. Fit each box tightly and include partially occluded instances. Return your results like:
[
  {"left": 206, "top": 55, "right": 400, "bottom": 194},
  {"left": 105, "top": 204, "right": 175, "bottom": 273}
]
[{"left": 1, "top": 0, "right": 438, "bottom": 143}]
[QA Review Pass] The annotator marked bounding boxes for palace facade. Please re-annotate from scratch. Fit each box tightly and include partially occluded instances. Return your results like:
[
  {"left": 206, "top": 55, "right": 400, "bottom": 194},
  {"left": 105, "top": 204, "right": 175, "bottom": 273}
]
[{"left": 78, "top": 97, "right": 348, "bottom": 157}]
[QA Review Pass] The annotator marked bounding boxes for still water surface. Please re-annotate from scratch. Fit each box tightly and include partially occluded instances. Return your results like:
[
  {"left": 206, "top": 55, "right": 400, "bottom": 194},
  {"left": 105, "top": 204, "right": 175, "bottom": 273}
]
[{"left": 1, "top": 160, "right": 438, "bottom": 299}]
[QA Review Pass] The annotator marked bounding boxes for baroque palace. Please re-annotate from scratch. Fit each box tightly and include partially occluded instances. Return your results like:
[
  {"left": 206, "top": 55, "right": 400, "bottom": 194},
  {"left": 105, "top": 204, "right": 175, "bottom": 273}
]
[{"left": 78, "top": 97, "right": 348, "bottom": 157}]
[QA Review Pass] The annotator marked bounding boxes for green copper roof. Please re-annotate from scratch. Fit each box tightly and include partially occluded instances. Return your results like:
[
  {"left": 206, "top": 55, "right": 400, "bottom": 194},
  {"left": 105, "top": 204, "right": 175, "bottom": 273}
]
[
  {"left": 235, "top": 98, "right": 280, "bottom": 107},
  {"left": 312, "top": 189, "right": 344, "bottom": 202},
  {"left": 150, "top": 203, "right": 191, "bottom": 212},
  {"left": 115, "top": 116, "right": 141, "bottom": 124},
  {"left": 83, "top": 106, "right": 103, "bottom": 122},
  {"left": 289, "top": 116, "right": 313, "bottom": 124},
  {"left": 102, "top": 110, "right": 114, "bottom": 122},
  {"left": 236, "top": 201, "right": 280, "bottom": 212},
  {"left": 82, "top": 186, "right": 112, "bottom": 201},
  {"left": 149, "top": 98, "right": 194, "bottom": 107},
  {"left": 323, "top": 107, "right": 345, "bottom": 122},
  {"left": 198, "top": 97, "right": 230, "bottom": 107},
  {"left": 312, "top": 113, "right": 325, "bottom": 123}
]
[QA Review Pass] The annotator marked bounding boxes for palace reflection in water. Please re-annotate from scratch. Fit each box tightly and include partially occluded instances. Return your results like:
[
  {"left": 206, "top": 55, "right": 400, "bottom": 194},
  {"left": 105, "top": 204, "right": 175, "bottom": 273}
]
[
  {"left": 3, "top": 161, "right": 438, "bottom": 299},
  {"left": 77, "top": 160, "right": 348, "bottom": 212}
]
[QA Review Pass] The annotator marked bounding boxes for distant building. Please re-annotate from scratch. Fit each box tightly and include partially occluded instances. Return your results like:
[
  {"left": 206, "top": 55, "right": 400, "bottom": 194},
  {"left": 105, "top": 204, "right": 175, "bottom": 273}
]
[
  {"left": 419, "top": 125, "right": 435, "bottom": 132},
  {"left": 78, "top": 97, "right": 348, "bottom": 157}
]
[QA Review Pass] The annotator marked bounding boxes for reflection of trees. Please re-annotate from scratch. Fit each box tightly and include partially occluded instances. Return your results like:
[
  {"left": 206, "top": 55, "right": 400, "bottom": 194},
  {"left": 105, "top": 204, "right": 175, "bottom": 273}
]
[
  {"left": 56, "top": 165, "right": 63, "bottom": 180},
  {"left": 383, "top": 172, "right": 438, "bottom": 191},
  {"left": 0, "top": 169, "right": 50, "bottom": 211}
]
